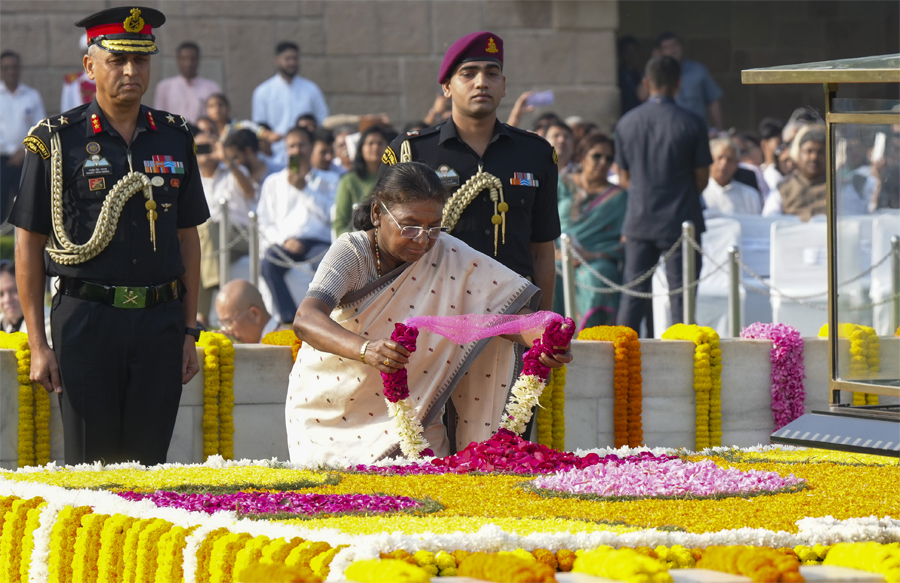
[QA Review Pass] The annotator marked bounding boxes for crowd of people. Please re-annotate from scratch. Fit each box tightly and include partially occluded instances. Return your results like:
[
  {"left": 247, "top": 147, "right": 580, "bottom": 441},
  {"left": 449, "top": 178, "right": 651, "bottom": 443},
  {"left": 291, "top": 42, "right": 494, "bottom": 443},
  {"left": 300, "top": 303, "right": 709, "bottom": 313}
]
[
  {"left": 2, "top": 2, "right": 897, "bottom": 466},
  {"left": 2, "top": 29, "right": 897, "bottom": 335}
]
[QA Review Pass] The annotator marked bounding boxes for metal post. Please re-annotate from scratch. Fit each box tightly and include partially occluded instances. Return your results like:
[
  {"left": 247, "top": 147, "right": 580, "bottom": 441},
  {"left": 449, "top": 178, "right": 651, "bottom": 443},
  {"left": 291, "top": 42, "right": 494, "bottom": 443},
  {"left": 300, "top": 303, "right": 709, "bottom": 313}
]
[
  {"left": 892, "top": 235, "right": 900, "bottom": 332},
  {"left": 728, "top": 246, "right": 741, "bottom": 337},
  {"left": 218, "top": 199, "right": 230, "bottom": 288},
  {"left": 248, "top": 212, "right": 259, "bottom": 288},
  {"left": 559, "top": 234, "right": 577, "bottom": 321},
  {"left": 681, "top": 221, "right": 696, "bottom": 326}
]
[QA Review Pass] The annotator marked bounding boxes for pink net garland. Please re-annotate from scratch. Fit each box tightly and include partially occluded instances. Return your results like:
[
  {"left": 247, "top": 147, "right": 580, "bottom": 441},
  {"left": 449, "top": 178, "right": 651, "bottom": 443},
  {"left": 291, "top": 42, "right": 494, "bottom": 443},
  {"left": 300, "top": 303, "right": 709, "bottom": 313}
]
[
  {"left": 404, "top": 311, "right": 565, "bottom": 345},
  {"left": 522, "top": 317, "right": 576, "bottom": 381}
]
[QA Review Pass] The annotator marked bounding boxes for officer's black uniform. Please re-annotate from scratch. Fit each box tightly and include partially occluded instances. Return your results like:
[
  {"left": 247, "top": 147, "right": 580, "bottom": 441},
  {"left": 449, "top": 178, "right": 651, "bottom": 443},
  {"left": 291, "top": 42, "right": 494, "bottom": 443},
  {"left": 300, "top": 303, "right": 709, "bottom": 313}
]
[
  {"left": 379, "top": 119, "right": 561, "bottom": 279},
  {"left": 10, "top": 57, "right": 209, "bottom": 464}
]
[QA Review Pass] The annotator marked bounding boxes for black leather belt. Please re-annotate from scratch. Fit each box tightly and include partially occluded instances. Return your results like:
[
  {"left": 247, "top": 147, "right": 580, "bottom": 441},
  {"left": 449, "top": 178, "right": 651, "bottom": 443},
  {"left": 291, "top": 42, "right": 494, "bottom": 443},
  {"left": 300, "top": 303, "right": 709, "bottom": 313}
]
[{"left": 59, "top": 277, "right": 181, "bottom": 309}]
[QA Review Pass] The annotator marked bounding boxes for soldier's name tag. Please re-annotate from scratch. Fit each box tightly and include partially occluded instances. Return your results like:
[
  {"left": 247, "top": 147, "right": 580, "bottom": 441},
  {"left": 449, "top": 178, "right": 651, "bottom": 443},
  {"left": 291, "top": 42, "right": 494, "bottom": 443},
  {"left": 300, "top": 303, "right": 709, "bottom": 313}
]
[{"left": 83, "top": 154, "right": 113, "bottom": 177}]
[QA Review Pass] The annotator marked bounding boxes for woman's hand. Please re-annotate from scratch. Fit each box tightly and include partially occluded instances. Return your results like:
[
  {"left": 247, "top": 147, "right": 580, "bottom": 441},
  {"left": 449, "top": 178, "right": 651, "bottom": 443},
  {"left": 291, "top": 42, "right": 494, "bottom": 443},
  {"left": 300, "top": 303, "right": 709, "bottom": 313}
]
[
  {"left": 539, "top": 345, "right": 573, "bottom": 369},
  {"left": 363, "top": 338, "right": 411, "bottom": 374}
]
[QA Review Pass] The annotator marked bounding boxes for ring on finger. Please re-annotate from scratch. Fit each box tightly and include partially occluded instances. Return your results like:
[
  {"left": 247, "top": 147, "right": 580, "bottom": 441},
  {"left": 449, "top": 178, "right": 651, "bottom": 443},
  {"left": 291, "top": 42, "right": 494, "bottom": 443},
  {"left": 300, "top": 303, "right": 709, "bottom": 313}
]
[{"left": 383, "top": 358, "right": 390, "bottom": 366}]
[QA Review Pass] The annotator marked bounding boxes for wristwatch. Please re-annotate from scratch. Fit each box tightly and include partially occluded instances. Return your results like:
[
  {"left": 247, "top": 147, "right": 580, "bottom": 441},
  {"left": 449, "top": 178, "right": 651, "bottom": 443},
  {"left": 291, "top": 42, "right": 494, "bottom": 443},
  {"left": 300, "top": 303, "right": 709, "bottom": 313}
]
[{"left": 185, "top": 327, "right": 201, "bottom": 341}]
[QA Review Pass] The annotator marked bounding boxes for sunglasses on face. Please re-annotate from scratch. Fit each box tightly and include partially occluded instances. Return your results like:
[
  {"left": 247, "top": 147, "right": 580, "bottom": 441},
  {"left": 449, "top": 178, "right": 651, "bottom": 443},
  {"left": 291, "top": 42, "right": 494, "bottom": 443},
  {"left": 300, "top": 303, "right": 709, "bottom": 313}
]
[
  {"left": 589, "top": 153, "right": 614, "bottom": 162},
  {"left": 380, "top": 202, "right": 449, "bottom": 240}
]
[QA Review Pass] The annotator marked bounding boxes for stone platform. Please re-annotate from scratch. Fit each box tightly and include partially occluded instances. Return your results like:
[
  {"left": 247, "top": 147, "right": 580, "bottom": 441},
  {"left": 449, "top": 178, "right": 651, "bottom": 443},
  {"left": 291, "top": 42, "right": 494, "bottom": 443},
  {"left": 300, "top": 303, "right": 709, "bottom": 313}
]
[{"left": 1, "top": 337, "right": 897, "bottom": 469}]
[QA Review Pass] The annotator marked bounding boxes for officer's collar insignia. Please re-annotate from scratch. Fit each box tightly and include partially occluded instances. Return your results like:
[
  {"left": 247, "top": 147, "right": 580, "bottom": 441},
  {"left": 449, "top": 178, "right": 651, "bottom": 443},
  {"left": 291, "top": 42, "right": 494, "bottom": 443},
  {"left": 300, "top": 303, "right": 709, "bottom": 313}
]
[
  {"left": 58, "top": 116, "right": 68, "bottom": 125},
  {"left": 486, "top": 37, "right": 499, "bottom": 54},
  {"left": 146, "top": 110, "right": 157, "bottom": 130},
  {"left": 551, "top": 147, "right": 558, "bottom": 165},
  {"left": 86, "top": 142, "right": 101, "bottom": 155},
  {"left": 90, "top": 113, "right": 102, "bottom": 134},
  {"left": 179, "top": 116, "right": 190, "bottom": 131},
  {"left": 123, "top": 8, "right": 144, "bottom": 33},
  {"left": 166, "top": 114, "right": 176, "bottom": 123}
]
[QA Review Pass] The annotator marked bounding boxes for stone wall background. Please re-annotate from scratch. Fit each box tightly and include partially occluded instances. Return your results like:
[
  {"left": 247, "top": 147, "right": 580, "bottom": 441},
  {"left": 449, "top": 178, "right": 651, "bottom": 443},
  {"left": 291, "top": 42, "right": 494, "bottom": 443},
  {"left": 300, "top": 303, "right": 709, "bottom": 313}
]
[
  {"left": 0, "top": 0, "right": 621, "bottom": 132},
  {"left": 2, "top": 0, "right": 897, "bottom": 136}
]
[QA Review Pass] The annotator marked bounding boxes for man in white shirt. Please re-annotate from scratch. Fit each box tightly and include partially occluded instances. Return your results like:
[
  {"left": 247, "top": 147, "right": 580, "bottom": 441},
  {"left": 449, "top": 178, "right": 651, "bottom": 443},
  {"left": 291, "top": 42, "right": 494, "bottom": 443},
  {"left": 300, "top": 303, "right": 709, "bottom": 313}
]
[
  {"left": 702, "top": 137, "right": 761, "bottom": 216},
  {"left": 251, "top": 41, "right": 329, "bottom": 170},
  {"left": 215, "top": 279, "right": 287, "bottom": 343},
  {"left": 195, "top": 132, "right": 259, "bottom": 322},
  {"left": 153, "top": 42, "right": 221, "bottom": 124},
  {"left": 0, "top": 51, "right": 45, "bottom": 223},
  {"left": 258, "top": 126, "right": 339, "bottom": 324},
  {"left": 60, "top": 37, "right": 95, "bottom": 112}
]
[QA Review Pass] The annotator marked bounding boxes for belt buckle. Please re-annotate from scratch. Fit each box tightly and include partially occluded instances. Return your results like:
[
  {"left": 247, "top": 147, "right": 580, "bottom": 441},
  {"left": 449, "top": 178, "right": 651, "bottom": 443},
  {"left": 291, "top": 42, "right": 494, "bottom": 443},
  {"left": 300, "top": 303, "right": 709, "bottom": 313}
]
[{"left": 113, "top": 286, "right": 147, "bottom": 308}]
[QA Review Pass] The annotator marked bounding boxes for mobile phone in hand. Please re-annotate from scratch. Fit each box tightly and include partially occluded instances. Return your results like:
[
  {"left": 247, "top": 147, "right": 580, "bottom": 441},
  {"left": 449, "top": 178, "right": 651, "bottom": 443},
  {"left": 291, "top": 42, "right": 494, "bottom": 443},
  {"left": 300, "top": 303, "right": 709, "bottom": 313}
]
[
  {"left": 289, "top": 154, "right": 302, "bottom": 175},
  {"left": 525, "top": 90, "right": 555, "bottom": 108},
  {"left": 195, "top": 143, "right": 212, "bottom": 155}
]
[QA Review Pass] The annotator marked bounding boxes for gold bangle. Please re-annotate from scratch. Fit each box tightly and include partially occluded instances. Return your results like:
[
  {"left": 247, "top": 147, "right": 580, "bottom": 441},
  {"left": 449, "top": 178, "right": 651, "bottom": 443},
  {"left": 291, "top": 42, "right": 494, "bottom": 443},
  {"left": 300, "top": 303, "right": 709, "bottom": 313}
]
[{"left": 359, "top": 340, "right": 370, "bottom": 363}]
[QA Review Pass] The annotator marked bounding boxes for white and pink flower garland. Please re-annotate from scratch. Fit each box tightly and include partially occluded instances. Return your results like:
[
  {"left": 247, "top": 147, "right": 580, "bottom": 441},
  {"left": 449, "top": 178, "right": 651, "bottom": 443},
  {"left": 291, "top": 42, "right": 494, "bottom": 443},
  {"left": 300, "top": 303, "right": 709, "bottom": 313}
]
[
  {"left": 740, "top": 323, "right": 806, "bottom": 430},
  {"left": 381, "top": 314, "right": 575, "bottom": 459}
]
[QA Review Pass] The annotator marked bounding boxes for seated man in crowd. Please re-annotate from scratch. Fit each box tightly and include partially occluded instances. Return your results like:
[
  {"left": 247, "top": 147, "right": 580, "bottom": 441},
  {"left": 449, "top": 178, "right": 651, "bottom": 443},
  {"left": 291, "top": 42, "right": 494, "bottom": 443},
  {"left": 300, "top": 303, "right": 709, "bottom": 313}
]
[
  {"left": 310, "top": 128, "right": 335, "bottom": 173},
  {"left": 215, "top": 279, "right": 287, "bottom": 343},
  {"left": 703, "top": 137, "right": 762, "bottom": 216},
  {"left": 0, "top": 260, "right": 25, "bottom": 333},
  {"left": 763, "top": 126, "right": 826, "bottom": 221},
  {"left": 222, "top": 129, "right": 270, "bottom": 185},
  {"left": 258, "top": 126, "right": 339, "bottom": 324},
  {"left": 196, "top": 132, "right": 259, "bottom": 323}
]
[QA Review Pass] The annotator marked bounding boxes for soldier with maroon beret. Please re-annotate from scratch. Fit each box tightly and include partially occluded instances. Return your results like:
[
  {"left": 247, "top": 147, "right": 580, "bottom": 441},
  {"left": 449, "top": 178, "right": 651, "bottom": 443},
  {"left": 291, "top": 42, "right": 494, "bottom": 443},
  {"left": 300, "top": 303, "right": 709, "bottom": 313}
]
[{"left": 379, "top": 32, "right": 560, "bottom": 312}]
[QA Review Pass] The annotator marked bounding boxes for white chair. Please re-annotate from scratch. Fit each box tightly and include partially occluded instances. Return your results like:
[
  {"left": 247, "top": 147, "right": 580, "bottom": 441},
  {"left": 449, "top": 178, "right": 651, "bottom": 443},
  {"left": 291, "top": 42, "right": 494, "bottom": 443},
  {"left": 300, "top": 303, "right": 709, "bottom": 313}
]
[
  {"left": 769, "top": 220, "right": 862, "bottom": 336},
  {"left": 651, "top": 217, "right": 743, "bottom": 338},
  {"left": 870, "top": 210, "right": 900, "bottom": 335},
  {"left": 733, "top": 214, "right": 799, "bottom": 327}
]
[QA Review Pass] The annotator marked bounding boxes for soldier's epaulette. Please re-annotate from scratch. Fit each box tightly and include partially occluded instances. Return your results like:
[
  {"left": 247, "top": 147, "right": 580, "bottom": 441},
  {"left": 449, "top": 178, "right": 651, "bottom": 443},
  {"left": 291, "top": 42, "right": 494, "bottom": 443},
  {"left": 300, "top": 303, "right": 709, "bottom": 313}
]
[
  {"left": 505, "top": 123, "right": 558, "bottom": 164},
  {"left": 403, "top": 124, "right": 441, "bottom": 140},
  {"left": 152, "top": 107, "right": 194, "bottom": 134},
  {"left": 22, "top": 110, "right": 81, "bottom": 159}
]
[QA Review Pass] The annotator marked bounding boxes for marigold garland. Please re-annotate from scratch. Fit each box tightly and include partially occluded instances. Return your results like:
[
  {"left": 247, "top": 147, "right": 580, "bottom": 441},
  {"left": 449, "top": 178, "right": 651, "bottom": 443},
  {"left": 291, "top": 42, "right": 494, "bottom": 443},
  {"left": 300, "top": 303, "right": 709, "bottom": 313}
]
[
  {"left": 47, "top": 505, "right": 92, "bottom": 583},
  {"left": 458, "top": 551, "right": 557, "bottom": 582},
  {"left": 578, "top": 326, "right": 643, "bottom": 447},
  {"left": 536, "top": 366, "right": 567, "bottom": 450},
  {"left": 741, "top": 323, "right": 806, "bottom": 430},
  {"left": 572, "top": 546, "right": 673, "bottom": 582},
  {"left": 0, "top": 495, "right": 45, "bottom": 581},
  {"left": 696, "top": 545, "right": 803, "bottom": 582},
  {"left": 1, "top": 331, "right": 51, "bottom": 467},
  {"left": 345, "top": 558, "right": 430, "bottom": 582},
  {"left": 823, "top": 542, "right": 899, "bottom": 582},
  {"left": 261, "top": 329, "right": 303, "bottom": 363},
  {"left": 818, "top": 323, "right": 880, "bottom": 406},
  {"left": 197, "top": 331, "right": 235, "bottom": 460},
  {"left": 662, "top": 324, "right": 722, "bottom": 449}
]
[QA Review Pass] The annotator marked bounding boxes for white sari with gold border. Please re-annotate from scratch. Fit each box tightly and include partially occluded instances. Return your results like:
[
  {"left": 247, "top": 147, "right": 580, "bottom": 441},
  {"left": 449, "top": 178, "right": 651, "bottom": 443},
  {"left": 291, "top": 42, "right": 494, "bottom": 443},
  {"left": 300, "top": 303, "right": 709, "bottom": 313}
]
[{"left": 286, "top": 234, "right": 539, "bottom": 465}]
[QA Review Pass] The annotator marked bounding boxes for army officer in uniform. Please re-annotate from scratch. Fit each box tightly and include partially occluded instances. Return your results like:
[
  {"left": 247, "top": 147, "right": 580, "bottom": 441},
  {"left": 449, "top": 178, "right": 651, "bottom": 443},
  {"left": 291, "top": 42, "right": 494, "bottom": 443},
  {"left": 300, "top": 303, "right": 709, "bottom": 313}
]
[
  {"left": 9, "top": 6, "right": 210, "bottom": 465},
  {"left": 379, "top": 32, "right": 560, "bottom": 312}
]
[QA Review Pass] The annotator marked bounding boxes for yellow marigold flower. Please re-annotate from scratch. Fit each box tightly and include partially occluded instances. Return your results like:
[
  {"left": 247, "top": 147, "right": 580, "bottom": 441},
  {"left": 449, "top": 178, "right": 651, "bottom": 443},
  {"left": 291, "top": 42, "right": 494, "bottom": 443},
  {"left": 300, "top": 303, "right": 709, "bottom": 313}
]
[
  {"left": 235, "top": 561, "right": 322, "bottom": 583},
  {"left": 434, "top": 551, "right": 456, "bottom": 570},
  {"left": 574, "top": 547, "right": 673, "bottom": 583},
  {"left": 310, "top": 545, "right": 346, "bottom": 579},
  {"left": 48, "top": 505, "right": 91, "bottom": 583},
  {"left": 210, "top": 532, "right": 253, "bottom": 583},
  {"left": 533, "top": 548, "right": 559, "bottom": 570},
  {"left": 71, "top": 512, "right": 110, "bottom": 583},
  {"left": 286, "top": 541, "right": 331, "bottom": 569},
  {"left": 458, "top": 552, "right": 557, "bottom": 583},
  {"left": 19, "top": 502, "right": 47, "bottom": 583},
  {"left": 155, "top": 525, "right": 196, "bottom": 583},
  {"left": 344, "top": 559, "right": 431, "bottom": 582},
  {"left": 1, "top": 497, "right": 45, "bottom": 582},
  {"left": 413, "top": 549, "right": 436, "bottom": 566},
  {"left": 824, "top": 542, "right": 899, "bottom": 583}
]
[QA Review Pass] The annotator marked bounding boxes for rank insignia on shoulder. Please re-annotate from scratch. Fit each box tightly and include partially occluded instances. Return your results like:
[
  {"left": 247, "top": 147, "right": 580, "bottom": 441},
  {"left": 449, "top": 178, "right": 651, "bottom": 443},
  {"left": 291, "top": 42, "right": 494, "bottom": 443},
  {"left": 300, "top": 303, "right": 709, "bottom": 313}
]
[
  {"left": 382, "top": 146, "right": 398, "bottom": 166},
  {"left": 552, "top": 147, "right": 558, "bottom": 165},
  {"left": 23, "top": 135, "right": 50, "bottom": 159},
  {"left": 166, "top": 114, "right": 176, "bottom": 124},
  {"left": 406, "top": 130, "right": 419, "bottom": 136},
  {"left": 146, "top": 110, "right": 157, "bottom": 130},
  {"left": 90, "top": 113, "right": 102, "bottom": 134}
]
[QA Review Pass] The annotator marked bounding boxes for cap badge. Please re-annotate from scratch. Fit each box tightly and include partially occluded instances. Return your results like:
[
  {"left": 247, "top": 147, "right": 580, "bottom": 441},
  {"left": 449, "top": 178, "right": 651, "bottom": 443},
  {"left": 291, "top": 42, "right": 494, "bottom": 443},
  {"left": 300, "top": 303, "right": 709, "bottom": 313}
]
[
  {"left": 123, "top": 8, "right": 144, "bottom": 33},
  {"left": 486, "top": 37, "right": 499, "bottom": 54}
]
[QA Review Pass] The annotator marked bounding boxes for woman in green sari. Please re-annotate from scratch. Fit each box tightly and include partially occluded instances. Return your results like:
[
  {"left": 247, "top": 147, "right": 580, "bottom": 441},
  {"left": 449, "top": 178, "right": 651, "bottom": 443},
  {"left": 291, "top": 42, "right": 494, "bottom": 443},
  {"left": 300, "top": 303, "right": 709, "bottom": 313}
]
[{"left": 554, "top": 133, "right": 628, "bottom": 330}]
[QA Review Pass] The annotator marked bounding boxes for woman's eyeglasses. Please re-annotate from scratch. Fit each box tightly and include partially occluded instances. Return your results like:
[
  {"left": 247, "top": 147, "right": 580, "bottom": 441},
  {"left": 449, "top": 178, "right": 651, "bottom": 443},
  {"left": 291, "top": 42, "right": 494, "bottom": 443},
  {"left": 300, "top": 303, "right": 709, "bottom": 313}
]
[
  {"left": 590, "top": 153, "right": 615, "bottom": 162},
  {"left": 380, "top": 202, "right": 449, "bottom": 240}
]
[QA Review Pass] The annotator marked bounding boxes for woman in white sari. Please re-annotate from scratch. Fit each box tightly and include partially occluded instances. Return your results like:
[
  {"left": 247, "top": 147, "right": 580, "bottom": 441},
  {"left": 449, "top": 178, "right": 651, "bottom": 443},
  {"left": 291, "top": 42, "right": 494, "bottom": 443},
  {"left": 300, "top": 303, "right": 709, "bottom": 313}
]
[{"left": 287, "top": 162, "right": 571, "bottom": 465}]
